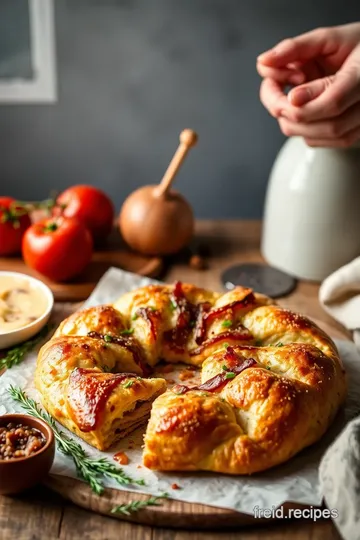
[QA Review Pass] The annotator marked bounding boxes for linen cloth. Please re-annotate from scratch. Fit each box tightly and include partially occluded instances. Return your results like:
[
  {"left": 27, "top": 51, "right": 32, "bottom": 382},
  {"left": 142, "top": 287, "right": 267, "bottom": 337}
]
[{"left": 319, "top": 257, "right": 360, "bottom": 540}]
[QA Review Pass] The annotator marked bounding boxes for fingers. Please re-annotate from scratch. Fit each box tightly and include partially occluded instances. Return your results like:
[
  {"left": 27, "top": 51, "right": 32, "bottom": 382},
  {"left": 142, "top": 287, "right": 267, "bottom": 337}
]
[
  {"left": 256, "top": 63, "right": 305, "bottom": 85},
  {"left": 257, "top": 27, "right": 339, "bottom": 68},
  {"left": 278, "top": 102, "right": 360, "bottom": 147},
  {"left": 258, "top": 26, "right": 360, "bottom": 147},
  {"left": 288, "top": 76, "right": 336, "bottom": 106},
  {"left": 304, "top": 125, "right": 360, "bottom": 148},
  {"left": 282, "top": 66, "right": 360, "bottom": 122},
  {"left": 259, "top": 78, "right": 290, "bottom": 117}
]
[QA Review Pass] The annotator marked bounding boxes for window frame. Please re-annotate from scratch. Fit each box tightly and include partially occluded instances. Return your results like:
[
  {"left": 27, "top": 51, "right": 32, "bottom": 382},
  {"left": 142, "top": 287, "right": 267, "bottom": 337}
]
[{"left": 0, "top": 0, "right": 57, "bottom": 103}]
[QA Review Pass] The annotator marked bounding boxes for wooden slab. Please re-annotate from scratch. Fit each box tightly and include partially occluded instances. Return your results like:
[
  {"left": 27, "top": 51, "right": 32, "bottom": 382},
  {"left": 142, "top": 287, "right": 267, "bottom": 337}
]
[
  {"left": 42, "top": 318, "right": 350, "bottom": 529},
  {"left": 44, "top": 475, "right": 314, "bottom": 529},
  {"left": 0, "top": 228, "right": 162, "bottom": 301}
]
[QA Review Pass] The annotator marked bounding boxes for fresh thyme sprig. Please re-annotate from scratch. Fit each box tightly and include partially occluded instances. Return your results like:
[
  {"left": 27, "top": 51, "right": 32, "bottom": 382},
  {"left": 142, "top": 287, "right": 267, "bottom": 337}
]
[
  {"left": 0, "top": 324, "right": 52, "bottom": 371},
  {"left": 111, "top": 493, "right": 169, "bottom": 516},
  {"left": 8, "top": 386, "right": 145, "bottom": 495}
]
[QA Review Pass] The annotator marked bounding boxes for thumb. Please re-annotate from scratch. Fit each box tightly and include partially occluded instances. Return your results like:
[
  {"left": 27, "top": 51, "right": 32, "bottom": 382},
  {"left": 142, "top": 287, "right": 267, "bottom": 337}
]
[
  {"left": 285, "top": 66, "right": 360, "bottom": 121},
  {"left": 288, "top": 76, "right": 336, "bottom": 106}
]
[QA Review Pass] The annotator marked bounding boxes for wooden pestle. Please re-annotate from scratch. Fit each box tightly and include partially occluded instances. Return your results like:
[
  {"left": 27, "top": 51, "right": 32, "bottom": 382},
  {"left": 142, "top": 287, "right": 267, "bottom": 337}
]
[{"left": 154, "top": 129, "right": 198, "bottom": 197}]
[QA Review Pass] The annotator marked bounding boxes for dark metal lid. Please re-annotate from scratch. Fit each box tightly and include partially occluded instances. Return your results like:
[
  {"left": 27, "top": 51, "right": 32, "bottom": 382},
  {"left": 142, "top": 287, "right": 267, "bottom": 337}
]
[{"left": 221, "top": 263, "right": 297, "bottom": 298}]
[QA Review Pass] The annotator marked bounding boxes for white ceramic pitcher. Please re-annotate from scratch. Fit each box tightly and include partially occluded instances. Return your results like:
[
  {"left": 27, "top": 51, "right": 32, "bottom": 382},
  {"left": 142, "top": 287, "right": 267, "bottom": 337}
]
[{"left": 261, "top": 137, "right": 360, "bottom": 282}]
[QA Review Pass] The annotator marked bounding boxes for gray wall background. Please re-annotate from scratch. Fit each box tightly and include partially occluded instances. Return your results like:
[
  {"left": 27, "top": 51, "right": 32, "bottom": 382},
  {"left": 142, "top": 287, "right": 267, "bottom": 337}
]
[{"left": 0, "top": 0, "right": 359, "bottom": 218}]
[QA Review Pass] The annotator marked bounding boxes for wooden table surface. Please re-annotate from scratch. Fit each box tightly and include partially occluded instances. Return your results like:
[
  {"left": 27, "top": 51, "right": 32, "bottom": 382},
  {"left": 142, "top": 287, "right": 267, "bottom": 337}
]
[{"left": 0, "top": 220, "right": 344, "bottom": 540}]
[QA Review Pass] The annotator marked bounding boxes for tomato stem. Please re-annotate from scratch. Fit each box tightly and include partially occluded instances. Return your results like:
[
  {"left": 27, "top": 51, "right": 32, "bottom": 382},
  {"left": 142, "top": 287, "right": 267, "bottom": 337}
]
[
  {"left": 0, "top": 203, "right": 29, "bottom": 228},
  {"left": 13, "top": 197, "right": 62, "bottom": 216},
  {"left": 43, "top": 222, "right": 58, "bottom": 233}
]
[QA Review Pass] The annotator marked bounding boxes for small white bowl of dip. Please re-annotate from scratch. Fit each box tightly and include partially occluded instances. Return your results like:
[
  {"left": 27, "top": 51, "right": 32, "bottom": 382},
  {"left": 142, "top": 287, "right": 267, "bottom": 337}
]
[{"left": 0, "top": 271, "right": 54, "bottom": 350}]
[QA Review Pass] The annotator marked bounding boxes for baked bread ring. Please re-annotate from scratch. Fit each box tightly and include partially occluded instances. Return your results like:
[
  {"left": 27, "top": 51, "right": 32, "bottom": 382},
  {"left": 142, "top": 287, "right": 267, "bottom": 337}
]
[{"left": 35, "top": 282, "right": 347, "bottom": 473}]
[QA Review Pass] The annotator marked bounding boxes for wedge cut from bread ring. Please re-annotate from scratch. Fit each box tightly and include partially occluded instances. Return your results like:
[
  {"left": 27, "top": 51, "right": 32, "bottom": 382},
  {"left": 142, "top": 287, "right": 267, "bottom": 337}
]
[{"left": 35, "top": 332, "right": 166, "bottom": 450}]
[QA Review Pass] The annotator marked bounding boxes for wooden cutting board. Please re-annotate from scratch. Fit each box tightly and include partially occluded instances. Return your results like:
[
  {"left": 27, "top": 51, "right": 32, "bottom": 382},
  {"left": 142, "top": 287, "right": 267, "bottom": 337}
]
[
  {"left": 0, "top": 228, "right": 162, "bottom": 301},
  {"left": 39, "top": 319, "right": 349, "bottom": 529},
  {"left": 44, "top": 475, "right": 315, "bottom": 529}
]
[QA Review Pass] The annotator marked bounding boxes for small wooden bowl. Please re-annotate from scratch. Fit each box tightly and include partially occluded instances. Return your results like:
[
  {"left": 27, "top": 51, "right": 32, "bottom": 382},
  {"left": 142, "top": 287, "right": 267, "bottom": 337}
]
[{"left": 0, "top": 414, "right": 55, "bottom": 495}]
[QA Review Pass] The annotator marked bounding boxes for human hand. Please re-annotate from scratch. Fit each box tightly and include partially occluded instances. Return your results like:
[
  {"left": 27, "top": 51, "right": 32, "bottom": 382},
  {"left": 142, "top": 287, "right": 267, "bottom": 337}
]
[{"left": 257, "top": 23, "right": 360, "bottom": 147}]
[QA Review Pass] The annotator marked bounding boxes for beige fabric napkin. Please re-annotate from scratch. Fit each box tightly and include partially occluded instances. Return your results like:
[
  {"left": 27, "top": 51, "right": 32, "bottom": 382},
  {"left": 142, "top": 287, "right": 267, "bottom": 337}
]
[
  {"left": 319, "top": 256, "right": 360, "bottom": 349},
  {"left": 319, "top": 257, "right": 360, "bottom": 540}
]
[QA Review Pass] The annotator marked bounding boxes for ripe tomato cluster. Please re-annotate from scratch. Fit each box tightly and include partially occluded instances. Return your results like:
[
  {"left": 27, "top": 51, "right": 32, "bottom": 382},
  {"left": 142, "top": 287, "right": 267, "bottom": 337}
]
[{"left": 0, "top": 185, "right": 114, "bottom": 282}]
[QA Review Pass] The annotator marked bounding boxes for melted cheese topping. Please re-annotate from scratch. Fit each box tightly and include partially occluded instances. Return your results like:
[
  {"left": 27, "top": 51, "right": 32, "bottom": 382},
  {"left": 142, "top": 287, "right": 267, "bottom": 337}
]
[{"left": 0, "top": 276, "right": 48, "bottom": 333}]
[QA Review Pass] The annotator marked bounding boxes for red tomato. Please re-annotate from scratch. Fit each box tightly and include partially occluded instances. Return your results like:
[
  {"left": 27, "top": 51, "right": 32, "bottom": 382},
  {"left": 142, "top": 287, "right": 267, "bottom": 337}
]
[
  {"left": 0, "top": 197, "right": 31, "bottom": 256},
  {"left": 56, "top": 185, "right": 114, "bottom": 242},
  {"left": 22, "top": 217, "right": 93, "bottom": 282}
]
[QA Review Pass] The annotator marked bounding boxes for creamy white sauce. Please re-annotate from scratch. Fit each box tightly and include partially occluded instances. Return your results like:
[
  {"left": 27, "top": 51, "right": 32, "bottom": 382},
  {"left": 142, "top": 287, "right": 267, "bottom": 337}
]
[{"left": 0, "top": 276, "right": 48, "bottom": 333}]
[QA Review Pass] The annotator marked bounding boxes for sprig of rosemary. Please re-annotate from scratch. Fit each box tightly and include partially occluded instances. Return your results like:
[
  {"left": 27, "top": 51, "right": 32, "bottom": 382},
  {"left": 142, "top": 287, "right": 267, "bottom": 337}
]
[
  {"left": 0, "top": 324, "right": 52, "bottom": 371},
  {"left": 111, "top": 493, "right": 169, "bottom": 516},
  {"left": 8, "top": 386, "right": 145, "bottom": 495}
]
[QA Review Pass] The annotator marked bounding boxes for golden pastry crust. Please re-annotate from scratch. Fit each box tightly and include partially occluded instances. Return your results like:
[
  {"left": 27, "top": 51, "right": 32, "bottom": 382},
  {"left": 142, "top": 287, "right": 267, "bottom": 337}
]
[
  {"left": 114, "top": 284, "right": 274, "bottom": 366},
  {"left": 36, "top": 282, "right": 347, "bottom": 469},
  {"left": 114, "top": 283, "right": 220, "bottom": 366},
  {"left": 35, "top": 305, "right": 167, "bottom": 450},
  {"left": 54, "top": 304, "right": 127, "bottom": 338},
  {"left": 143, "top": 341, "right": 345, "bottom": 474}
]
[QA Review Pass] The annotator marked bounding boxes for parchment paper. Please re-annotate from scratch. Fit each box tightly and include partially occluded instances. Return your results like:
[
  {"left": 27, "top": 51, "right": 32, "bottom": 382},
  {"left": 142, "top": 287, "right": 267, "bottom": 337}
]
[{"left": 1, "top": 267, "right": 360, "bottom": 515}]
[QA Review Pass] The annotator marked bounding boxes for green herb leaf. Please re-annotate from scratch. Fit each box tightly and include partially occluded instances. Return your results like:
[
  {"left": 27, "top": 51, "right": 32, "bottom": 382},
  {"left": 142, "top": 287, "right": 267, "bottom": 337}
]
[
  {"left": 225, "top": 372, "right": 236, "bottom": 379},
  {"left": 266, "top": 365, "right": 272, "bottom": 370},
  {"left": 169, "top": 300, "right": 177, "bottom": 312},
  {"left": 121, "top": 328, "right": 134, "bottom": 336},
  {"left": 111, "top": 493, "right": 169, "bottom": 516},
  {"left": 223, "top": 342, "right": 230, "bottom": 349},
  {"left": 104, "top": 334, "right": 113, "bottom": 343},
  {"left": 132, "top": 313, "right": 138, "bottom": 321},
  {"left": 123, "top": 380, "right": 134, "bottom": 389},
  {"left": 222, "top": 364, "right": 228, "bottom": 371},
  {"left": 0, "top": 324, "right": 52, "bottom": 371},
  {"left": 221, "top": 320, "right": 232, "bottom": 328},
  {"left": 276, "top": 342, "right": 284, "bottom": 347},
  {"left": 8, "top": 387, "right": 145, "bottom": 495}
]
